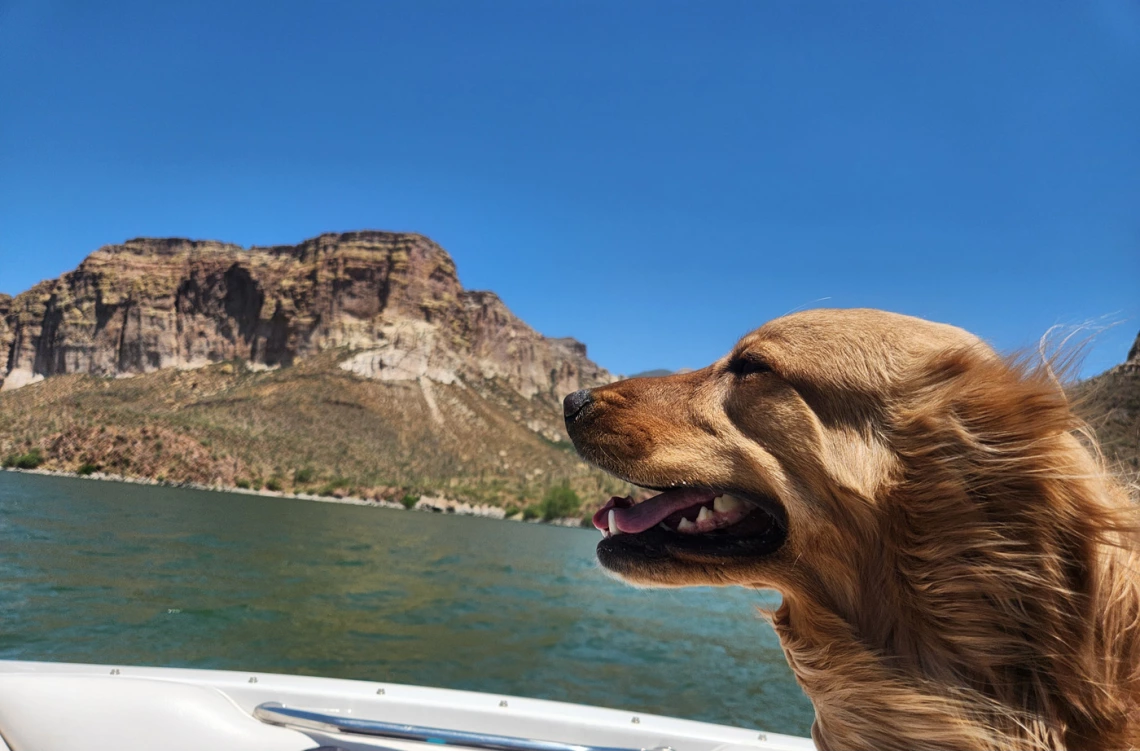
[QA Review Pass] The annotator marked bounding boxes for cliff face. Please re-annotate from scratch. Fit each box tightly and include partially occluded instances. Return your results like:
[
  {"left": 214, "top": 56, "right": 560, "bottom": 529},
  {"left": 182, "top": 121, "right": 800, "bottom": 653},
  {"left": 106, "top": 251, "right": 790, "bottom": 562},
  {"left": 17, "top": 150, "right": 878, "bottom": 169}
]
[{"left": 0, "top": 231, "right": 609, "bottom": 436}]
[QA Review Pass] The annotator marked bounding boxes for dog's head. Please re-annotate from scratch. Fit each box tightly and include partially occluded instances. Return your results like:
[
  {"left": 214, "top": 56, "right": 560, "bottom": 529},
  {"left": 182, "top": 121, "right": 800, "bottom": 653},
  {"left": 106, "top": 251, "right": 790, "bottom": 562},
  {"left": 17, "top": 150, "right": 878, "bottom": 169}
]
[
  {"left": 565, "top": 308, "right": 992, "bottom": 592},
  {"left": 567, "top": 307, "right": 1140, "bottom": 751}
]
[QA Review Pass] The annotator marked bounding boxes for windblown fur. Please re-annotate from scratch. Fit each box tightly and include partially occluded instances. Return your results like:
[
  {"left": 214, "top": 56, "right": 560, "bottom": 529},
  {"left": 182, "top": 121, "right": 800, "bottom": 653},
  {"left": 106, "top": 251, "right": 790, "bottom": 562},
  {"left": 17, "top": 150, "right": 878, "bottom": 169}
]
[
  {"left": 780, "top": 349, "right": 1140, "bottom": 750},
  {"left": 568, "top": 309, "right": 1140, "bottom": 751}
]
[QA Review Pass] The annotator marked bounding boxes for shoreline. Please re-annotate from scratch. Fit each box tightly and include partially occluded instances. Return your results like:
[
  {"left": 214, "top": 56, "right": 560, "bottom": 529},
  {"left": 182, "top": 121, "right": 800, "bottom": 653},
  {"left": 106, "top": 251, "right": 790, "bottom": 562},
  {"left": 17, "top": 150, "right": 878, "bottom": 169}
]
[{"left": 0, "top": 467, "right": 589, "bottom": 529}]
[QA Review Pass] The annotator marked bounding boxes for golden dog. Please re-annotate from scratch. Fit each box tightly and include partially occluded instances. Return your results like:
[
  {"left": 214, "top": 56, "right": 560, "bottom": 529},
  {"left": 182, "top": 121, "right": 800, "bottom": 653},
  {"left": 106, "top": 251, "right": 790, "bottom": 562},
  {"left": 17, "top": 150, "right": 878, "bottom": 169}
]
[{"left": 564, "top": 309, "right": 1140, "bottom": 751}]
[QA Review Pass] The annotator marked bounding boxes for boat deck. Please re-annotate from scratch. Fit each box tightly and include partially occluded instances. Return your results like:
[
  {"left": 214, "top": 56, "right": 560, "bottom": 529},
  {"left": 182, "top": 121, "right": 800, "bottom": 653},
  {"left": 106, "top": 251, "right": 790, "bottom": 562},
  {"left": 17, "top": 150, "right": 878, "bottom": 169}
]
[{"left": 0, "top": 660, "right": 813, "bottom": 751}]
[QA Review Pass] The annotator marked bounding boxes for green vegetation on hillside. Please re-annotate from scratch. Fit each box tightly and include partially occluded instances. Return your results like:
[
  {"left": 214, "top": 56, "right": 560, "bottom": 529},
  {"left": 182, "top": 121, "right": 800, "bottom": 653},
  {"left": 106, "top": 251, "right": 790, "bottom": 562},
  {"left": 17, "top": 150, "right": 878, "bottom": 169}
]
[
  {"left": 539, "top": 482, "right": 581, "bottom": 520},
  {"left": 3, "top": 447, "right": 43, "bottom": 469}
]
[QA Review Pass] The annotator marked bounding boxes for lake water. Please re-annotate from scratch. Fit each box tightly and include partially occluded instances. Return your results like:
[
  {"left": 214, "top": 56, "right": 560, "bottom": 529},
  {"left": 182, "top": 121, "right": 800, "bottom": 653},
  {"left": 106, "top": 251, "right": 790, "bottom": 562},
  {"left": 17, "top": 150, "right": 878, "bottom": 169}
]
[{"left": 0, "top": 471, "right": 814, "bottom": 737}]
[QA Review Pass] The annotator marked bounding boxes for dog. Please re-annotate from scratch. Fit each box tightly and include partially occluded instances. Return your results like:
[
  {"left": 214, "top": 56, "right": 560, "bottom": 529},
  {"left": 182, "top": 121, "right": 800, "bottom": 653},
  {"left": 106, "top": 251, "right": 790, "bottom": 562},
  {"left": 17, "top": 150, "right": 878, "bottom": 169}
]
[{"left": 564, "top": 308, "right": 1140, "bottom": 751}]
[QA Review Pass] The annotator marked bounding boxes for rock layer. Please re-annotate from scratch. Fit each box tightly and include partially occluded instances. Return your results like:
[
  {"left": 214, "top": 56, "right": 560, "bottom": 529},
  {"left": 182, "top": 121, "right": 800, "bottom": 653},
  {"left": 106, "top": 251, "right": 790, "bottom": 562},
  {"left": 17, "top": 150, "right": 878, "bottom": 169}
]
[{"left": 0, "top": 231, "right": 609, "bottom": 436}]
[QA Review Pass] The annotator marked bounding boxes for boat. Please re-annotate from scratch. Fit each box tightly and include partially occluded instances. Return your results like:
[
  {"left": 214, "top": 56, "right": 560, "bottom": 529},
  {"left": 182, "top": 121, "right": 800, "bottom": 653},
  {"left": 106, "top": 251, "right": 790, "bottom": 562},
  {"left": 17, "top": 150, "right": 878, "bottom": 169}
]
[{"left": 0, "top": 659, "right": 814, "bottom": 751}]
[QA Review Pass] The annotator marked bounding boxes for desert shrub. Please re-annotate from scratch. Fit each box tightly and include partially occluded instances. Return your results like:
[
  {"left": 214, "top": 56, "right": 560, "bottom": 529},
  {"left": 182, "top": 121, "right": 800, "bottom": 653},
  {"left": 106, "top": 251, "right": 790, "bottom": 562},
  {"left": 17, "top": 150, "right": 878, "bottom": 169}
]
[
  {"left": 264, "top": 478, "right": 283, "bottom": 492},
  {"left": 502, "top": 503, "right": 520, "bottom": 518},
  {"left": 539, "top": 482, "right": 580, "bottom": 521},
  {"left": 235, "top": 478, "right": 251, "bottom": 489},
  {"left": 77, "top": 462, "right": 99, "bottom": 476},
  {"left": 5, "top": 449, "right": 44, "bottom": 470},
  {"left": 400, "top": 493, "right": 419, "bottom": 509},
  {"left": 293, "top": 467, "right": 315, "bottom": 484},
  {"left": 318, "top": 477, "right": 351, "bottom": 496},
  {"left": 522, "top": 505, "right": 541, "bottom": 521}
]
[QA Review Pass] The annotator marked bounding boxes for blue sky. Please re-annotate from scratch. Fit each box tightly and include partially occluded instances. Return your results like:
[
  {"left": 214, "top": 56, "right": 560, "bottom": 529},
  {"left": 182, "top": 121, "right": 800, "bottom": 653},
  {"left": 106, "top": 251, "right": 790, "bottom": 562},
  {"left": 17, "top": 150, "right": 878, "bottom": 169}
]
[{"left": 1, "top": 0, "right": 1137, "bottom": 377}]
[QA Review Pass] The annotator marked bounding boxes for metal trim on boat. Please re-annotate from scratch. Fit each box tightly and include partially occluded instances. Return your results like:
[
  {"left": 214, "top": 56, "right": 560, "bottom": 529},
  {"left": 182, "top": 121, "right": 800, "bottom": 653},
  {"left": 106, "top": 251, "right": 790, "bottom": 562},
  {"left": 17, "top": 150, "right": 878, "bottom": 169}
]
[{"left": 255, "top": 702, "right": 662, "bottom": 751}]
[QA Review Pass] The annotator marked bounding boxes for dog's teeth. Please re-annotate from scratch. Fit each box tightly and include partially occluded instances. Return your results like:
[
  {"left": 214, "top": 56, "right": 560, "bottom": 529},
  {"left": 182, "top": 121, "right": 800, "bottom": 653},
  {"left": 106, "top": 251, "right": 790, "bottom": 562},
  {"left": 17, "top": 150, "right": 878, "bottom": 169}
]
[
  {"left": 677, "top": 518, "right": 697, "bottom": 533},
  {"left": 696, "top": 506, "right": 713, "bottom": 523},
  {"left": 714, "top": 496, "right": 743, "bottom": 514},
  {"left": 608, "top": 509, "right": 622, "bottom": 536}
]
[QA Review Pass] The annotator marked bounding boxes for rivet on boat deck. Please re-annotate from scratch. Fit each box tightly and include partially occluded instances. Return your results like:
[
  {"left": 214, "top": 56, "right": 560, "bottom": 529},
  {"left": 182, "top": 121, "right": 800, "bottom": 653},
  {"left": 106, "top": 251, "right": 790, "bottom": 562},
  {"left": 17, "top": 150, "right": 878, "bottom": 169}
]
[
  {"left": 499, "top": 700, "right": 508, "bottom": 707},
  {"left": 631, "top": 716, "right": 640, "bottom": 724},
  {"left": 376, "top": 687, "right": 385, "bottom": 695},
  {"left": 248, "top": 676, "right": 258, "bottom": 683}
]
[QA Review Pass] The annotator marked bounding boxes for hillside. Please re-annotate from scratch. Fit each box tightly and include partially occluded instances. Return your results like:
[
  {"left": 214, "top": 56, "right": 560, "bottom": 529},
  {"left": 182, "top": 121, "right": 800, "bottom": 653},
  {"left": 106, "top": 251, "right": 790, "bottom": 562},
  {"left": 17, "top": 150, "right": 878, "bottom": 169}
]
[
  {"left": 1077, "top": 330, "right": 1140, "bottom": 478},
  {"left": 0, "top": 232, "right": 630, "bottom": 511}
]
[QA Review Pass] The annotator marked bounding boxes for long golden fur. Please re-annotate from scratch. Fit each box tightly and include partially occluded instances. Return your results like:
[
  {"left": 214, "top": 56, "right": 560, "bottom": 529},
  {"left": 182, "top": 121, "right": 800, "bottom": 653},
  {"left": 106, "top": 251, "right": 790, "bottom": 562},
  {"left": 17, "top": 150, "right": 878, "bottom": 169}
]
[{"left": 565, "top": 309, "right": 1140, "bottom": 751}]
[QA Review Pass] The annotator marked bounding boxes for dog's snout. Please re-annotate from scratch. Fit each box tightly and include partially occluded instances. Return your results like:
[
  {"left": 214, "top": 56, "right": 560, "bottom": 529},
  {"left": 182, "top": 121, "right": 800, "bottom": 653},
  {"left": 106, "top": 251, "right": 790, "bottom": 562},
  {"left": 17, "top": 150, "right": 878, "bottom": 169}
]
[{"left": 563, "top": 389, "right": 594, "bottom": 420}]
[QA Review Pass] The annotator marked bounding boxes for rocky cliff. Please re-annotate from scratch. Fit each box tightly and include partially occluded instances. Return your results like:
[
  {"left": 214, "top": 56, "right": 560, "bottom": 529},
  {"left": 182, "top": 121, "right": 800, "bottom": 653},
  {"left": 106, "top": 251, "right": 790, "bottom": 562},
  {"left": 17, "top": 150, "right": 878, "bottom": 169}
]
[{"left": 0, "top": 231, "right": 609, "bottom": 439}]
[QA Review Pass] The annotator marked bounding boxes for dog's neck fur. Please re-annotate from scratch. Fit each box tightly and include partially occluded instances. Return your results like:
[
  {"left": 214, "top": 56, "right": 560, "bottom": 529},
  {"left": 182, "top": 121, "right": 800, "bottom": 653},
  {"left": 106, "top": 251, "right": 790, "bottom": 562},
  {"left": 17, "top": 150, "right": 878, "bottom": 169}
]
[
  {"left": 768, "top": 355, "right": 1140, "bottom": 751},
  {"left": 772, "top": 534, "right": 1140, "bottom": 751}
]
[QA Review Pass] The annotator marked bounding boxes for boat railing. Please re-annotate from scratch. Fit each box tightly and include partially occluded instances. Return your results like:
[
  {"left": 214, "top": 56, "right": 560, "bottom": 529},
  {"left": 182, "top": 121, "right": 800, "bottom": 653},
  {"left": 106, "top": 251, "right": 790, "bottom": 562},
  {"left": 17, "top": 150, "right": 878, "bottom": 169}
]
[{"left": 254, "top": 701, "right": 673, "bottom": 751}]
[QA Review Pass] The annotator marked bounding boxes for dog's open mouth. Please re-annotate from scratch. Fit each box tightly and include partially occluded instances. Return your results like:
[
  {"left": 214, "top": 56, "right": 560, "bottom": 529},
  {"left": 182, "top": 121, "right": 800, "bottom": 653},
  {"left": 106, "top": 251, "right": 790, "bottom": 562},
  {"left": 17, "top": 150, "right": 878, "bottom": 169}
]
[{"left": 591, "top": 488, "right": 787, "bottom": 562}]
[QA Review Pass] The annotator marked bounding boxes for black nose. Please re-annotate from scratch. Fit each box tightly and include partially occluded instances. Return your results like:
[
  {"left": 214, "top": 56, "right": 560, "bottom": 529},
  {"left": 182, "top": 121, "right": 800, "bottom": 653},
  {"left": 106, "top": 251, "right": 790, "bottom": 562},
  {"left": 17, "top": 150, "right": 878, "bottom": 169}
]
[{"left": 563, "top": 389, "right": 593, "bottom": 419}]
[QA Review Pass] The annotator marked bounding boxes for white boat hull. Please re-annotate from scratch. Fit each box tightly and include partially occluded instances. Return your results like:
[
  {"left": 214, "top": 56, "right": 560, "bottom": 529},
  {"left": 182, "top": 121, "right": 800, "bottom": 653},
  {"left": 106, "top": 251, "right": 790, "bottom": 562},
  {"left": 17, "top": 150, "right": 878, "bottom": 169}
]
[{"left": 0, "top": 660, "right": 813, "bottom": 751}]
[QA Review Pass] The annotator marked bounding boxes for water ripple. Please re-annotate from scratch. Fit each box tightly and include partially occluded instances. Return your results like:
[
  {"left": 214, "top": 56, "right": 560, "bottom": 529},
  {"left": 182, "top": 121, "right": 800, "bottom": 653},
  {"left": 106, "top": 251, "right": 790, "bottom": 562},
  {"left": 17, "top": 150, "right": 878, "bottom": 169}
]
[{"left": 0, "top": 471, "right": 813, "bottom": 736}]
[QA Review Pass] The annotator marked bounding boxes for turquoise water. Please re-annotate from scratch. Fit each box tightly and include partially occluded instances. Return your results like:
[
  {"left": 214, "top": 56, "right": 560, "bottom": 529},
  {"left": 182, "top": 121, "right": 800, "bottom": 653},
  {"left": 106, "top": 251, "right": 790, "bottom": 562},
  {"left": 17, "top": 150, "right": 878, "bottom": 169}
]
[{"left": 0, "top": 471, "right": 814, "bottom": 736}]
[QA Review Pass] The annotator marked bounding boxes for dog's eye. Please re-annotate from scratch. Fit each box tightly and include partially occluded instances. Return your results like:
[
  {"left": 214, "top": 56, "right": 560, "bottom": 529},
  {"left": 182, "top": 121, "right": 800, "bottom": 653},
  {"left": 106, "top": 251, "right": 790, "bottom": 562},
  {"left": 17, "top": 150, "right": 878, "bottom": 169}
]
[{"left": 728, "top": 355, "right": 772, "bottom": 377}]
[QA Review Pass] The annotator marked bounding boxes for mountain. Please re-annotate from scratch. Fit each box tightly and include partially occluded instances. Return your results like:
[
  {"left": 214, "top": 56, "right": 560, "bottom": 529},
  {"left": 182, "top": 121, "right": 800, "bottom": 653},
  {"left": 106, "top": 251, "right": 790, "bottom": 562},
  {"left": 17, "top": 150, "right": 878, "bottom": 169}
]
[
  {"left": 0, "top": 231, "right": 630, "bottom": 509},
  {"left": 1078, "top": 330, "right": 1140, "bottom": 477}
]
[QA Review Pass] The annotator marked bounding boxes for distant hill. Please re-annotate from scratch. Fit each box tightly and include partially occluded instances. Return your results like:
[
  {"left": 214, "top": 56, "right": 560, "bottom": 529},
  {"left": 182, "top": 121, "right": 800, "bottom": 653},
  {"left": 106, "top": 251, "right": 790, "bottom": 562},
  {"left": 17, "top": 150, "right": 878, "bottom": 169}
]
[
  {"left": 1076, "top": 330, "right": 1140, "bottom": 478},
  {"left": 0, "top": 232, "right": 630, "bottom": 509}
]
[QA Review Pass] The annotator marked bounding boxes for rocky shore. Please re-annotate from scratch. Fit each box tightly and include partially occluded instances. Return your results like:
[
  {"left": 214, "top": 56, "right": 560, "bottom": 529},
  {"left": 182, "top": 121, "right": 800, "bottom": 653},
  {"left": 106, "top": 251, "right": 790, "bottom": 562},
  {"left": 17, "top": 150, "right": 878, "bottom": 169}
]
[{"left": 0, "top": 466, "right": 590, "bottom": 527}]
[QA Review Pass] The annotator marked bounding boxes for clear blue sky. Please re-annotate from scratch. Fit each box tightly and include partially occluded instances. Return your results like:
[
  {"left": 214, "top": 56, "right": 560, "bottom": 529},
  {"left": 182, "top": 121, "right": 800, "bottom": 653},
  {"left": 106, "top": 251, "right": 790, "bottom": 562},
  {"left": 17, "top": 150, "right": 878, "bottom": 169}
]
[{"left": 1, "top": 1, "right": 1137, "bottom": 377}]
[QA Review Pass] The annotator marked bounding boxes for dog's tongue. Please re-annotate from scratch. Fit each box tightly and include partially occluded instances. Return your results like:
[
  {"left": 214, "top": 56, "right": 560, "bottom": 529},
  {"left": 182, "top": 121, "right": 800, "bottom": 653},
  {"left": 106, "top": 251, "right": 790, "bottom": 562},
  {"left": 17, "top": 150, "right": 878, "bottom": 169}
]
[{"left": 592, "top": 488, "right": 719, "bottom": 534}]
